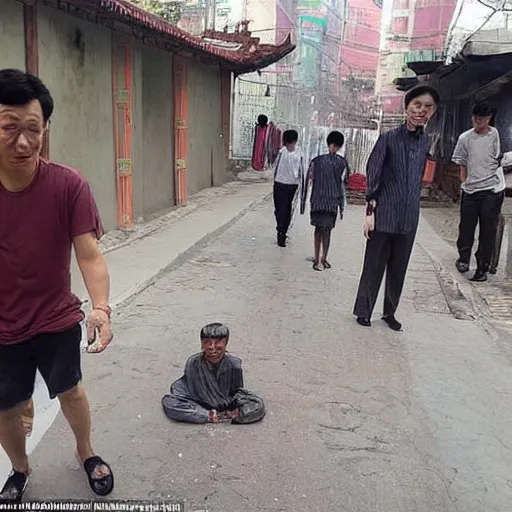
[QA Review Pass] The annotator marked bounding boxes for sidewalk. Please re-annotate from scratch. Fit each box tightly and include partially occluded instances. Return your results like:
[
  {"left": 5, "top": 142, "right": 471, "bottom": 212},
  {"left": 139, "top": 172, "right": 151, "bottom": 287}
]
[
  {"left": 71, "top": 179, "right": 272, "bottom": 309},
  {"left": 416, "top": 212, "right": 512, "bottom": 334}
]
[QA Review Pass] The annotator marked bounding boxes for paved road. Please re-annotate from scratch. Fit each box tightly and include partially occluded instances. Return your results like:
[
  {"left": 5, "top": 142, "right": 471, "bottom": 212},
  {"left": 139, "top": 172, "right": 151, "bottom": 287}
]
[{"left": 26, "top": 199, "right": 512, "bottom": 512}]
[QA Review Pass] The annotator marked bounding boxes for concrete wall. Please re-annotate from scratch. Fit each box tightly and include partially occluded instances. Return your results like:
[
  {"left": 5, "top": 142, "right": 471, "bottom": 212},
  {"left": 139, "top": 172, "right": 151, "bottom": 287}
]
[
  {"left": 2, "top": 0, "right": 228, "bottom": 228},
  {"left": 187, "top": 61, "right": 225, "bottom": 195},
  {"left": 0, "top": 0, "right": 25, "bottom": 69},
  {"left": 141, "top": 46, "right": 174, "bottom": 217},
  {"left": 38, "top": 7, "right": 117, "bottom": 231}
]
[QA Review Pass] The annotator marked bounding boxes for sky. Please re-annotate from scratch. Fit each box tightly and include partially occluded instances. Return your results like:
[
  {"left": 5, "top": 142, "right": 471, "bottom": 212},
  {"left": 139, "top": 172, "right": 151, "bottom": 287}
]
[{"left": 224, "top": 0, "right": 504, "bottom": 56}]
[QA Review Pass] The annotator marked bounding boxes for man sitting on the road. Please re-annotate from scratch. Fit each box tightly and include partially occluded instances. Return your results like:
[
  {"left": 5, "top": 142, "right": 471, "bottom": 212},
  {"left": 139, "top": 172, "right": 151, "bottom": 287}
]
[
  {"left": 0, "top": 69, "right": 114, "bottom": 500},
  {"left": 161, "top": 323, "right": 265, "bottom": 424}
]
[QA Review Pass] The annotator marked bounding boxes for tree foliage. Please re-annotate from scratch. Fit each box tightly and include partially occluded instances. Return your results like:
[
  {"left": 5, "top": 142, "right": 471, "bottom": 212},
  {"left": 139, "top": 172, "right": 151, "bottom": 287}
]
[{"left": 130, "top": 0, "right": 182, "bottom": 23}]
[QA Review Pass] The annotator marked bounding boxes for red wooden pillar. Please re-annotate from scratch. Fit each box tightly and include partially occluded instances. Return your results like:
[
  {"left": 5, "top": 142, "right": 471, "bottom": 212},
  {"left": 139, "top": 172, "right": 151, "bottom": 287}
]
[
  {"left": 220, "top": 69, "right": 231, "bottom": 160},
  {"left": 23, "top": 0, "right": 38, "bottom": 74},
  {"left": 112, "top": 35, "right": 134, "bottom": 229},
  {"left": 23, "top": 0, "right": 50, "bottom": 159},
  {"left": 173, "top": 55, "right": 188, "bottom": 206}
]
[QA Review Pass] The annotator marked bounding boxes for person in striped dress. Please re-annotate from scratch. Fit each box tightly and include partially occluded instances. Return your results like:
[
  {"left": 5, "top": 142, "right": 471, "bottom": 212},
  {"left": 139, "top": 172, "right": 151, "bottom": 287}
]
[
  {"left": 353, "top": 85, "right": 439, "bottom": 331},
  {"left": 300, "top": 131, "right": 348, "bottom": 270}
]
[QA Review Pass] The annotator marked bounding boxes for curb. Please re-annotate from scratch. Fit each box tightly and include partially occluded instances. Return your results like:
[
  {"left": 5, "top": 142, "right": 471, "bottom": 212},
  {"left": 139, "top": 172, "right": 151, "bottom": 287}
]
[
  {"left": 417, "top": 215, "right": 508, "bottom": 339},
  {"left": 111, "top": 191, "right": 273, "bottom": 311},
  {"left": 100, "top": 180, "right": 261, "bottom": 256}
]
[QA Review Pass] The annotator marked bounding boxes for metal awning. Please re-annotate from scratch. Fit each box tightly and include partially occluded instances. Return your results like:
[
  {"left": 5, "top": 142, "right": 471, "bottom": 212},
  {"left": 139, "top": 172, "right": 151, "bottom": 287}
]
[
  {"left": 405, "top": 49, "right": 446, "bottom": 75},
  {"left": 408, "top": 61, "right": 444, "bottom": 75}
]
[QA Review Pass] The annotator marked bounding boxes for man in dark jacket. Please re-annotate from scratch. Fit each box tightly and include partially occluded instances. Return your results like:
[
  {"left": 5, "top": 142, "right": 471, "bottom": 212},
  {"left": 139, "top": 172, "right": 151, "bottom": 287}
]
[{"left": 353, "top": 85, "right": 439, "bottom": 331}]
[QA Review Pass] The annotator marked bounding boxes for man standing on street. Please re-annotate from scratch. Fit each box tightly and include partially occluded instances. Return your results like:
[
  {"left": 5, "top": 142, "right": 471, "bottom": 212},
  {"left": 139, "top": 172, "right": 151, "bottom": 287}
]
[
  {"left": 273, "top": 129, "right": 304, "bottom": 247},
  {"left": 0, "top": 69, "right": 114, "bottom": 500},
  {"left": 353, "top": 85, "right": 439, "bottom": 331},
  {"left": 452, "top": 102, "right": 505, "bottom": 282}
]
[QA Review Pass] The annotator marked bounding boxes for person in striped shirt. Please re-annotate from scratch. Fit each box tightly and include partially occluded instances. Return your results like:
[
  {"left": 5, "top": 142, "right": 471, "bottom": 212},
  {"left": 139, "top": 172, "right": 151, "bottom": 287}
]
[
  {"left": 353, "top": 85, "right": 439, "bottom": 331},
  {"left": 300, "top": 131, "right": 348, "bottom": 270}
]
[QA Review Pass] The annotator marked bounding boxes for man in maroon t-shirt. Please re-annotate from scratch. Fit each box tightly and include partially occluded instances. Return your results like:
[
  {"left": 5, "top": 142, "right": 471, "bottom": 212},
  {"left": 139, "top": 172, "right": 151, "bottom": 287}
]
[{"left": 0, "top": 69, "right": 114, "bottom": 499}]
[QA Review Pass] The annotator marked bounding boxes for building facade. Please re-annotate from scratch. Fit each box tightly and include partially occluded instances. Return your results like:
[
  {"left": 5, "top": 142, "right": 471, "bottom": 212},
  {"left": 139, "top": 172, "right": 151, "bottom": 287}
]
[
  {"left": 378, "top": 0, "right": 457, "bottom": 121},
  {"left": 231, "top": 0, "right": 287, "bottom": 159},
  {"left": 339, "top": 0, "right": 382, "bottom": 80},
  {"left": 1, "top": 0, "right": 291, "bottom": 232}
]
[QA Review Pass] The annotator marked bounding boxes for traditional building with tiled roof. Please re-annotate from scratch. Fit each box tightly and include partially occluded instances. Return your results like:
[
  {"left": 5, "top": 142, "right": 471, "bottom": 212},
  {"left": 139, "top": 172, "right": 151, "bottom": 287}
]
[{"left": 0, "top": 0, "right": 295, "bottom": 231}]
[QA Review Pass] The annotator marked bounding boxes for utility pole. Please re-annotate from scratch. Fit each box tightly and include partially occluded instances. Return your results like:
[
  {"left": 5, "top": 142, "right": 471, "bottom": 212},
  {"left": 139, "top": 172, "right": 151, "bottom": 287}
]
[{"left": 204, "top": 0, "right": 212, "bottom": 31}]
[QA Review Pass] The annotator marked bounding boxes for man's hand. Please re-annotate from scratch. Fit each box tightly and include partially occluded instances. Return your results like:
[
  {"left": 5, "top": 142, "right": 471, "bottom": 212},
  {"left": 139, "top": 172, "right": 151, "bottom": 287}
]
[
  {"left": 85, "top": 308, "right": 113, "bottom": 353},
  {"left": 208, "top": 410, "right": 219, "bottom": 423},
  {"left": 363, "top": 214, "right": 375, "bottom": 239},
  {"left": 73, "top": 232, "right": 112, "bottom": 353}
]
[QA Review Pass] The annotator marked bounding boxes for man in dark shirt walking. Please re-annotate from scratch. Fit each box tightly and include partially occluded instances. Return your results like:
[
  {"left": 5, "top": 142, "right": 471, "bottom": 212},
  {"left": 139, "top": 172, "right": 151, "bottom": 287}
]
[{"left": 353, "top": 85, "right": 439, "bottom": 331}]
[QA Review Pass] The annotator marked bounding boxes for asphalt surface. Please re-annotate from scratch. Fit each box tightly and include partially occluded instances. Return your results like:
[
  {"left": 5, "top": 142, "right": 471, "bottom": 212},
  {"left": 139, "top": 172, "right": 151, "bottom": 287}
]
[{"left": 26, "top": 199, "right": 512, "bottom": 512}]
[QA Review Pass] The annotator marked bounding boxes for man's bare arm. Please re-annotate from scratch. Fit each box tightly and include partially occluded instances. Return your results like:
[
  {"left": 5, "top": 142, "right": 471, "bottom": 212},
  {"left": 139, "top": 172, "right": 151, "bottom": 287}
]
[
  {"left": 73, "top": 232, "right": 110, "bottom": 309},
  {"left": 460, "top": 166, "right": 467, "bottom": 183}
]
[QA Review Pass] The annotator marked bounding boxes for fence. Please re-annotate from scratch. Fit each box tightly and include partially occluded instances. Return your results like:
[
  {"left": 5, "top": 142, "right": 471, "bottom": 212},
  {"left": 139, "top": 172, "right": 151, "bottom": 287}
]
[
  {"left": 343, "top": 128, "right": 380, "bottom": 175},
  {"left": 232, "top": 77, "right": 277, "bottom": 160}
]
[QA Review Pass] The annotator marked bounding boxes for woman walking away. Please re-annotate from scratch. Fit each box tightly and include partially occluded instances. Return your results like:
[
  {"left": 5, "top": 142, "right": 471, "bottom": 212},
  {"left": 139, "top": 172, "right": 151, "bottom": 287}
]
[
  {"left": 300, "top": 131, "right": 347, "bottom": 271},
  {"left": 273, "top": 129, "right": 304, "bottom": 247}
]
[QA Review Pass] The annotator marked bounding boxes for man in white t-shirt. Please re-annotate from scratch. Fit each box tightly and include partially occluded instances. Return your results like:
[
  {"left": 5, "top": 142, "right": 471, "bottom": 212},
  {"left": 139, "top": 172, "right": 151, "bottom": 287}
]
[
  {"left": 273, "top": 129, "right": 304, "bottom": 247},
  {"left": 452, "top": 102, "right": 505, "bottom": 282}
]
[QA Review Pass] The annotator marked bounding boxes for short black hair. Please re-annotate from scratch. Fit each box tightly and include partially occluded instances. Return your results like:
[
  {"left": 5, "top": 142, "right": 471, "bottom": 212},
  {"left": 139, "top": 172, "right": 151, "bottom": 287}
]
[
  {"left": 472, "top": 102, "right": 495, "bottom": 117},
  {"left": 200, "top": 323, "right": 229, "bottom": 341},
  {"left": 327, "top": 131, "right": 344, "bottom": 148},
  {"left": 0, "top": 69, "right": 54, "bottom": 122},
  {"left": 404, "top": 85, "right": 440, "bottom": 108},
  {"left": 257, "top": 114, "right": 268, "bottom": 127},
  {"left": 283, "top": 129, "right": 298, "bottom": 144}
]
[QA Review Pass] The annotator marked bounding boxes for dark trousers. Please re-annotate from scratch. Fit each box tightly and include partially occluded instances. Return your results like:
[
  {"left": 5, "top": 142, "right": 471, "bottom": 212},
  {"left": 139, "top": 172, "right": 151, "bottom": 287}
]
[
  {"left": 273, "top": 182, "right": 298, "bottom": 234},
  {"left": 457, "top": 190, "right": 504, "bottom": 271},
  {"left": 353, "top": 230, "right": 416, "bottom": 319}
]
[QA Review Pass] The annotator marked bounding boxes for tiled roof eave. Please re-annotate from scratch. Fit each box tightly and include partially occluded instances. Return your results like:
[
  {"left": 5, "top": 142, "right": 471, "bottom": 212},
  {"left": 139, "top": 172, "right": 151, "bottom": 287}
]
[{"left": 64, "top": 0, "right": 295, "bottom": 72}]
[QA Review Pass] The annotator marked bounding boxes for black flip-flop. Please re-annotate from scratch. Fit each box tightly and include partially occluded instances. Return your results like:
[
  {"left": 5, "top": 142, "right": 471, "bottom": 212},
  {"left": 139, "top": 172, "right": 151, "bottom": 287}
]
[
  {"left": 312, "top": 262, "right": 322, "bottom": 271},
  {"left": 0, "top": 470, "right": 29, "bottom": 501},
  {"left": 83, "top": 456, "right": 114, "bottom": 496}
]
